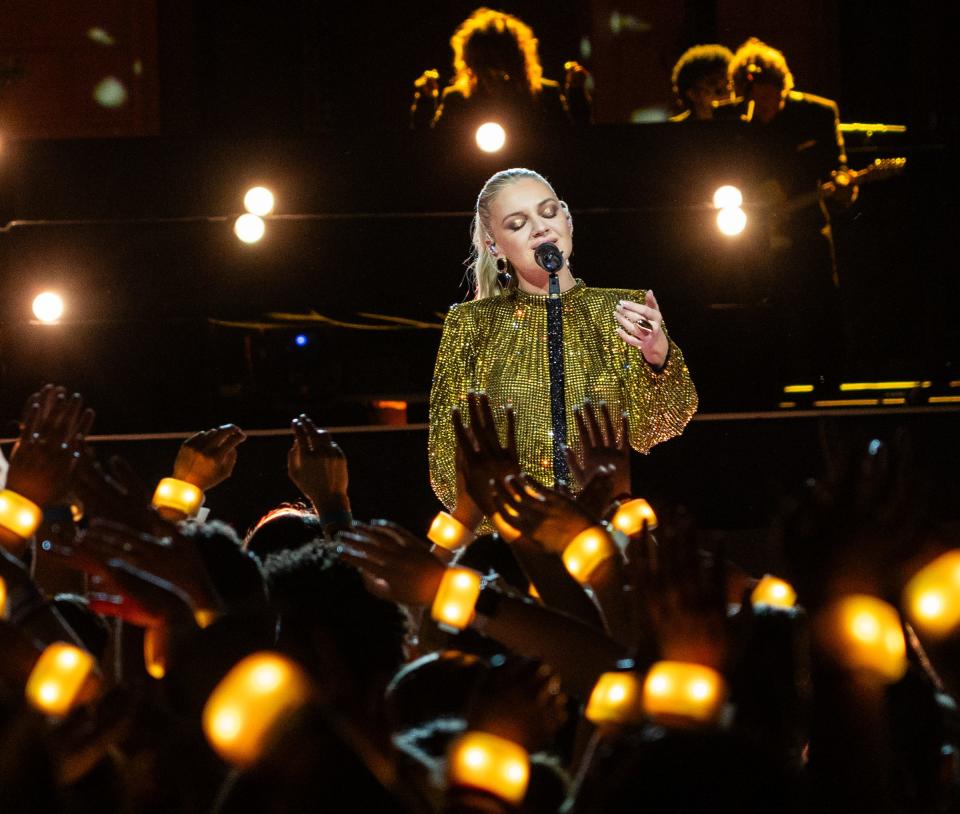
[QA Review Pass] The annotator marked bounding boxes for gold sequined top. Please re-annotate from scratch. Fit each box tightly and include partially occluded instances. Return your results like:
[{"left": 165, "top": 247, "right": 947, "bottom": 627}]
[{"left": 428, "top": 280, "right": 698, "bottom": 510}]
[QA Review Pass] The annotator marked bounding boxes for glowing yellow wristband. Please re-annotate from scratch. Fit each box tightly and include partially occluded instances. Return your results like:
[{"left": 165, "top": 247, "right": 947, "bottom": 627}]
[
  {"left": 610, "top": 498, "right": 658, "bottom": 536},
  {"left": 0, "top": 489, "right": 42, "bottom": 539},
  {"left": 448, "top": 731, "right": 530, "bottom": 806},
  {"left": 194, "top": 608, "right": 219, "bottom": 629},
  {"left": 427, "top": 511, "right": 476, "bottom": 551},
  {"left": 431, "top": 566, "right": 482, "bottom": 631},
  {"left": 818, "top": 594, "right": 907, "bottom": 683},
  {"left": 491, "top": 511, "right": 522, "bottom": 542},
  {"left": 903, "top": 550, "right": 960, "bottom": 639},
  {"left": 143, "top": 627, "right": 167, "bottom": 680},
  {"left": 152, "top": 477, "right": 204, "bottom": 517},
  {"left": 561, "top": 526, "right": 617, "bottom": 583},
  {"left": 585, "top": 671, "right": 645, "bottom": 726},
  {"left": 750, "top": 574, "right": 797, "bottom": 609},
  {"left": 202, "top": 652, "right": 312, "bottom": 766},
  {"left": 25, "top": 642, "right": 96, "bottom": 717},
  {"left": 642, "top": 661, "right": 727, "bottom": 725}
]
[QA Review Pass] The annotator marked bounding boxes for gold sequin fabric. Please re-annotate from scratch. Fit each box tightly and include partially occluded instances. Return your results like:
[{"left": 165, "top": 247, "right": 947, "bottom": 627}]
[{"left": 428, "top": 279, "right": 699, "bottom": 510}]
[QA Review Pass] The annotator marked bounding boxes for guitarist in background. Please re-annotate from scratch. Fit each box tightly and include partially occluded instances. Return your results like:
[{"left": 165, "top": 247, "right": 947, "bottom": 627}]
[{"left": 717, "top": 37, "right": 855, "bottom": 387}]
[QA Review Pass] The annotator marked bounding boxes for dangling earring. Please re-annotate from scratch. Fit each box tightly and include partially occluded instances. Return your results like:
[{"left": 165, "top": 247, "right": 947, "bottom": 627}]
[{"left": 496, "top": 257, "right": 506, "bottom": 271}]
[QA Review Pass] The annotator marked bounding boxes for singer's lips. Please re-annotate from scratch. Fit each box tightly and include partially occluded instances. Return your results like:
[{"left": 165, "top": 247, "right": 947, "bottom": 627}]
[{"left": 531, "top": 239, "right": 559, "bottom": 250}]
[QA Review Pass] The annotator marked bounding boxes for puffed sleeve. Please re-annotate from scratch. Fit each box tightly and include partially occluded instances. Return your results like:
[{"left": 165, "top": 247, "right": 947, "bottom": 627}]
[
  {"left": 428, "top": 303, "right": 475, "bottom": 510},
  {"left": 617, "top": 290, "right": 699, "bottom": 453}
]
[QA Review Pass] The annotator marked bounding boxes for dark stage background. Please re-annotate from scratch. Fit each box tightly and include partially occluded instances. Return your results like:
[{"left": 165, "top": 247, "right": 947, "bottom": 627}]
[{"left": 0, "top": 1, "right": 956, "bottom": 534}]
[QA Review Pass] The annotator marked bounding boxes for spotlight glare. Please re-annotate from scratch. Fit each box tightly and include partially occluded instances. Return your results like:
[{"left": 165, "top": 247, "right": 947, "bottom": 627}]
[
  {"left": 33, "top": 292, "right": 65, "bottom": 323},
  {"left": 712, "top": 185, "right": 743, "bottom": 209},
  {"left": 294, "top": 334, "right": 308, "bottom": 347},
  {"left": 234, "top": 214, "right": 266, "bottom": 244},
  {"left": 716, "top": 206, "right": 747, "bottom": 236},
  {"left": 244, "top": 186, "right": 275, "bottom": 216},
  {"left": 475, "top": 122, "right": 506, "bottom": 153}
]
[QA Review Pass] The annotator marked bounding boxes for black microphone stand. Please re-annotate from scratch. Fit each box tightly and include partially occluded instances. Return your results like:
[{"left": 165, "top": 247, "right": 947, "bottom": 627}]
[{"left": 540, "top": 252, "right": 570, "bottom": 488}]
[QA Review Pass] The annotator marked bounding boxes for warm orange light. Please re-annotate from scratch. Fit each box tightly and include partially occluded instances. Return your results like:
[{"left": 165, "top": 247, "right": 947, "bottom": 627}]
[
  {"left": 821, "top": 595, "right": 907, "bottom": 683},
  {"left": 202, "top": 652, "right": 312, "bottom": 766},
  {"left": 234, "top": 213, "right": 266, "bottom": 244},
  {"left": 562, "top": 526, "right": 617, "bottom": 583},
  {"left": 610, "top": 498, "right": 658, "bottom": 535},
  {"left": 712, "top": 185, "right": 743, "bottom": 209},
  {"left": 0, "top": 576, "right": 7, "bottom": 619},
  {"left": 903, "top": 550, "right": 960, "bottom": 638},
  {"left": 427, "top": 511, "right": 475, "bottom": 551},
  {"left": 143, "top": 627, "right": 166, "bottom": 680},
  {"left": 491, "top": 512, "right": 522, "bottom": 542},
  {"left": 716, "top": 207, "right": 747, "bottom": 236},
  {"left": 25, "top": 643, "right": 96, "bottom": 717},
  {"left": 475, "top": 122, "right": 507, "bottom": 153},
  {"left": 32, "top": 291, "right": 65, "bottom": 323},
  {"left": 431, "top": 567, "right": 482, "bottom": 631},
  {"left": 0, "top": 489, "right": 43, "bottom": 539},
  {"left": 152, "top": 477, "right": 204, "bottom": 517},
  {"left": 642, "top": 661, "right": 726, "bottom": 725},
  {"left": 448, "top": 731, "right": 530, "bottom": 805},
  {"left": 585, "top": 671, "right": 645, "bottom": 726},
  {"left": 243, "top": 186, "right": 275, "bottom": 217},
  {"left": 751, "top": 575, "right": 797, "bottom": 609}
]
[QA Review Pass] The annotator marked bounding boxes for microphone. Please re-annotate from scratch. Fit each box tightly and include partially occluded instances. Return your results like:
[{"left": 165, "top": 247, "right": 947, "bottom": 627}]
[{"left": 534, "top": 243, "right": 564, "bottom": 274}]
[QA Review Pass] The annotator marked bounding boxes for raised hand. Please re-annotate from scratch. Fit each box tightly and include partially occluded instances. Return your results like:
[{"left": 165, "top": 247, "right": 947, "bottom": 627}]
[
  {"left": 75, "top": 519, "right": 221, "bottom": 620},
  {"left": 489, "top": 471, "right": 604, "bottom": 554},
  {"left": 466, "top": 655, "right": 568, "bottom": 753},
  {"left": 287, "top": 414, "right": 350, "bottom": 517},
  {"left": 337, "top": 519, "right": 445, "bottom": 606},
  {"left": 72, "top": 452, "right": 173, "bottom": 538},
  {"left": 6, "top": 384, "right": 95, "bottom": 508},
  {"left": 566, "top": 401, "right": 631, "bottom": 510},
  {"left": 622, "top": 509, "right": 728, "bottom": 671},
  {"left": 452, "top": 392, "right": 520, "bottom": 518},
  {"left": 173, "top": 424, "right": 246, "bottom": 492},
  {"left": 614, "top": 290, "right": 670, "bottom": 367}
]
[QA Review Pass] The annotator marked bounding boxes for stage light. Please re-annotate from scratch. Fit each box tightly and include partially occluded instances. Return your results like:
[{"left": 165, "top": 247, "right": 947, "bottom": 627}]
[
  {"left": 32, "top": 292, "right": 64, "bottom": 324},
  {"left": 712, "top": 185, "right": 743, "bottom": 209},
  {"left": 475, "top": 122, "right": 506, "bottom": 153},
  {"left": 92, "top": 76, "right": 127, "bottom": 108},
  {"left": 903, "top": 550, "right": 960, "bottom": 639},
  {"left": 716, "top": 207, "right": 747, "bottom": 236},
  {"left": 203, "top": 652, "right": 312, "bottom": 766},
  {"left": 294, "top": 333, "right": 308, "bottom": 347},
  {"left": 234, "top": 214, "right": 265, "bottom": 244},
  {"left": 244, "top": 186, "right": 275, "bottom": 216}
]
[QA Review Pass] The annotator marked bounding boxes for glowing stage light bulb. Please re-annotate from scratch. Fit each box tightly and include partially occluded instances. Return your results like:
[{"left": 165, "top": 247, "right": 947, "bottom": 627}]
[
  {"left": 716, "top": 207, "right": 747, "bottom": 236},
  {"left": 243, "top": 186, "right": 275, "bottom": 216},
  {"left": 234, "top": 213, "right": 266, "bottom": 244},
  {"left": 202, "top": 652, "right": 311, "bottom": 766},
  {"left": 712, "top": 185, "right": 743, "bottom": 209},
  {"left": 475, "top": 122, "right": 507, "bottom": 153},
  {"left": 33, "top": 292, "right": 65, "bottom": 323}
]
